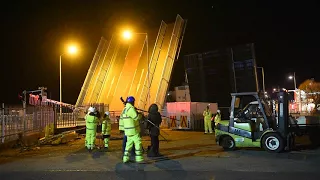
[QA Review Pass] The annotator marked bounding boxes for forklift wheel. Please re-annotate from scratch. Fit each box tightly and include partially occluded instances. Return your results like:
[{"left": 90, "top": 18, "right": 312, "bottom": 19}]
[
  {"left": 221, "top": 136, "right": 236, "bottom": 151},
  {"left": 262, "top": 133, "right": 284, "bottom": 153}
]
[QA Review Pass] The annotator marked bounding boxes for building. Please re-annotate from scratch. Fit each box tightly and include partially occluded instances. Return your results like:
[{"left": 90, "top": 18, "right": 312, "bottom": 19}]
[
  {"left": 167, "top": 85, "right": 191, "bottom": 102},
  {"left": 184, "top": 43, "right": 259, "bottom": 107}
]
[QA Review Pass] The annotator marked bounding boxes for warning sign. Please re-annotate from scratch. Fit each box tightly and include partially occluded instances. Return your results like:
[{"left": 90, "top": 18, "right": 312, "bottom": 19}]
[
  {"left": 170, "top": 116, "right": 176, "bottom": 128},
  {"left": 180, "top": 116, "right": 188, "bottom": 128}
]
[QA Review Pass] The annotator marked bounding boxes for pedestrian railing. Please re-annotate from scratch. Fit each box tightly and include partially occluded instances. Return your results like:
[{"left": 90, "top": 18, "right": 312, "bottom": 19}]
[{"left": 0, "top": 104, "right": 80, "bottom": 144}]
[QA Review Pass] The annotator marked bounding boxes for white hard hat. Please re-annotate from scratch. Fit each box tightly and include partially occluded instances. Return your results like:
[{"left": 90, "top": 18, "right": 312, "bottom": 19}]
[
  {"left": 88, "top": 107, "right": 95, "bottom": 113},
  {"left": 105, "top": 111, "right": 110, "bottom": 116},
  {"left": 217, "top": 109, "right": 221, "bottom": 113}
]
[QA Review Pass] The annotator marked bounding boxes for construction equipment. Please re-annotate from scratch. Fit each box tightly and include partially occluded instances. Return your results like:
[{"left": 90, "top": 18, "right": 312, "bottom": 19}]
[{"left": 215, "top": 91, "right": 320, "bottom": 153}]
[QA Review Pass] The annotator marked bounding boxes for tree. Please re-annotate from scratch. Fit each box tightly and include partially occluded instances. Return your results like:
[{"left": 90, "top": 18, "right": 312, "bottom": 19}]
[{"left": 298, "top": 79, "right": 320, "bottom": 113}]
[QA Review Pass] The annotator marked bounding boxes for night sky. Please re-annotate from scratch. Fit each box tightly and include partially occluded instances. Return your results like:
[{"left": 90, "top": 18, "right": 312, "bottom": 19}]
[{"left": 1, "top": 0, "right": 319, "bottom": 105}]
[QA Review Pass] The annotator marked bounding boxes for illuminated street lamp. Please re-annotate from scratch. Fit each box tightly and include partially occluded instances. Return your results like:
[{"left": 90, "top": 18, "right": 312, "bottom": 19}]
[
  {"left": 122, "top": 30, "right": 150, "bottom": 107},
  {"left": 122, "top": 30, "right": 132, "bottom": 40},
  {"left": 60, "top": 45, "right": 78, "bottom": 119},
  {"left": 288, "top": 72, "right": 297, "bottom": 90},
  {"left": 289, "top": 72, "right": 302, "bottom": 112}
]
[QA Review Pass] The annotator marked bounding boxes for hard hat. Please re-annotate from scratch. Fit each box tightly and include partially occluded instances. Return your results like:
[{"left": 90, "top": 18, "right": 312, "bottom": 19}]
[
  {"left": 88, "top": 106, "right": 95, "bottom": 113},
  {"left": 217, "top": 109, "right": 221, "bottom": 113},
  {"left": 105, "top": 111, "right": 110, "bottom": 116},
  {"left": 126, "top": 96, "right": 135, "bottom": 103}
]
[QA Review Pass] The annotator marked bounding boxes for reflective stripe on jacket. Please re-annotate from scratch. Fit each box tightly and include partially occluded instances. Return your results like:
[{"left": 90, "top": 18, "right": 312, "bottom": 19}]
[
  {"left": 119, "top": 108, "right": 125, "bottom": 131},
  {"left": 203, "top": 110, "right": 212, "bottom": 121},
  {"left": 123, "top": 103, "right": 141, "bottom": 136},
  {"left": 102, "top": 116, "right": 111, "bottom": 135},
  {"left": 85, "top": 114, "right": 98, "bottom": 130},
  {"left": 214, "top": 114, "right": 221, "bottom": 125}
]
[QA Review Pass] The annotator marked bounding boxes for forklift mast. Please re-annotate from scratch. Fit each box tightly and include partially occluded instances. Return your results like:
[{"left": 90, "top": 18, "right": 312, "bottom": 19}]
[{"left": 277, "top": 91, "right": 289, "bottom": 137}]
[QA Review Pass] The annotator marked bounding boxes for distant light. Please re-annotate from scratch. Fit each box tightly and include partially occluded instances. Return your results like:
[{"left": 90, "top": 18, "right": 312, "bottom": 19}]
[
  {"left": 273, "top": 88, "right": 276, "bottom": 92},
  {"left": 282, "top": 88, "right": 286, "bottom": 91},
  {"left": 167, "top": 93, "right": 170, "bottom": 96},
  {"left": 288, "top": 76, "right": 293, "bottom": 80}
]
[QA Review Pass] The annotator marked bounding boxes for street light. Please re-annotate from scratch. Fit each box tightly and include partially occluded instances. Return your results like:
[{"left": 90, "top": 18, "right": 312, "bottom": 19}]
[
  {"left": 60, "top": 45, "right": 78, "bottom": 120},
  {"left": 288, "top": 72, "right": 302, "bottom": 112},
  {"left": 288, "top": 72, "right": 297, "bottom": 90},
  {"left": 122, "top": 30, "right": 132, "bottom": 40},
  {"left": 122, "top": 30, "right": 149, "bottom": 109}
]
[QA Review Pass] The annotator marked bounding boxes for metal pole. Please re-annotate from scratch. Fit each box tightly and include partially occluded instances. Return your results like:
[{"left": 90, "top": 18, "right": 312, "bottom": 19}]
[
  {"left": 299, "top": 89, "right": 302, "bottom": 113},
  {"left": 23, "top": 91, "right": 26, "bottom": 135},
  {"left": 59, "top": 55, "right": 62, "bottom": 120},
  {"left": 146, "top": 34, "right": 150, "bottom": 110},
  {"left": 1, "top": 103, "right": 4, "bottom": 143},
  {"left": 261, "top": 67, "right": 265, "bottom": 92},
  {"left": 257, "top": 67, "right": 265, "bottom": 92},
  {"left": 293, "top": 72, "right": 297, "bottom": 90},
  {"left": 231, "top": 48, "right": 237, "bottom": 92}
]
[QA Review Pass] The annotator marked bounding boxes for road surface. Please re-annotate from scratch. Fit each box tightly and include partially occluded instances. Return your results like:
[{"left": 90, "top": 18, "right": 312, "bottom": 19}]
[{"left": 0, "top": 130, "right": 319, "bottom": 180}]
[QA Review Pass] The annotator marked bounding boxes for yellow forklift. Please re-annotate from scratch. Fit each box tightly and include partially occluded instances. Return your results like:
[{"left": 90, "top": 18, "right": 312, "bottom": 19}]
[{"left": 215, "top": 91, "right": 320, "bottom": 153}]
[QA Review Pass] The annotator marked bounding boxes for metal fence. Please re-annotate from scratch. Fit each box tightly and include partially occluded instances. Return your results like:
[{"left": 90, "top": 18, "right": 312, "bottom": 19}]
[
  {"left": 0, "top": 105, "right": 55, "bottom": 144},
  {"left": 0, "top": 102, "right": 82, "bottom": 144}
]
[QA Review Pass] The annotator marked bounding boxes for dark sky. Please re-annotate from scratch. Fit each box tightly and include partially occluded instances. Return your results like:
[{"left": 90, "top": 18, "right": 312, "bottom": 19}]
[{"left": 1, "top": 0, "right": 319, "bottom": 105}]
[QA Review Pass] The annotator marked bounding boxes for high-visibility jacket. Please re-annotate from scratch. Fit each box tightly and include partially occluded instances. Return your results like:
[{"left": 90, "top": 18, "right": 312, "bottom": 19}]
[
  {"left": 203, "top": 109, "right": 212, "bottom": 121},
  {"left": 102, "top": 115, "right": 111, "bottom": 135},
  {"left": 85, "top": 113, "right": 98, "bottom": 130},
  {"left": 122, "top": 103, "right": 141, "bottom": 136},
  {"left": 214, "top": 113, "right": 221, "bottom": 125},
  {"left": 119, "top": 108, "right": 125, "bottom": 131}
]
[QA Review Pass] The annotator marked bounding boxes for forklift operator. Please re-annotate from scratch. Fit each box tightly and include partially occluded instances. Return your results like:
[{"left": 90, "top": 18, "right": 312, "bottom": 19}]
[{"left": 236, "top": 102, "right": 267, "bottom": 131}]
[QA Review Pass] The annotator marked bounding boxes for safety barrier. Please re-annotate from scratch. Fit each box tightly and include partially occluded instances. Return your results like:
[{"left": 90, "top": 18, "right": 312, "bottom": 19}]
[{"left": 0, "top": 105, "right": 54, "bottom": 144}]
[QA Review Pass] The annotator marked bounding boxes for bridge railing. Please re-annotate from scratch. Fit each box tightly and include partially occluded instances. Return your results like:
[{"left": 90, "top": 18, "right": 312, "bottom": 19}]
[{"left": 0, "top": 106, "right": 54, "bottom": 144}]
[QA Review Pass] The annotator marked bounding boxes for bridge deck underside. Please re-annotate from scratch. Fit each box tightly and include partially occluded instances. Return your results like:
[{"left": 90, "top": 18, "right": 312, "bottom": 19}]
[{"left": 76, "top": 15, "right": 186, "bottom": 112}]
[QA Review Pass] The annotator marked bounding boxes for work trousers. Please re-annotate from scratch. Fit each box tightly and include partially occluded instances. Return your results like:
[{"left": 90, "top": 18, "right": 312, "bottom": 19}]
[
  {"left": 85, "top": 129, "right": 96, "bottom": 149},
  {"left": 123, "top": 134, "right": 144, "bottom": 163},
  {"left": 204, "top": 119, "right": 213, "bottom": 133},
  {"left": 103, "top": 135, "right": 110, "bottom": 148},
  {"left": 122, "top": 135, "right": 135, "bottom": 155},
  {"left": 148, "top": 135, "right": 159, "bottom": 156}
]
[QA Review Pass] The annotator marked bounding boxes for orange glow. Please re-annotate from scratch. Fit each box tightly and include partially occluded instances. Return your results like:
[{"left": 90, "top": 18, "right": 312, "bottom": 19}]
[{"left": 122, "top": 30, "right": 132, "bottom": 40}]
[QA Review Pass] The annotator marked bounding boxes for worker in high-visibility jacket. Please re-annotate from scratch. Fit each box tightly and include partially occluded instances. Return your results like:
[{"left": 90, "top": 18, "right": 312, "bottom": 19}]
[
  {"left": 101, "top": 111, "right": 112, "bottom": 150},
  {"left": 203, "top": 105, "right": 213, "bottom": 134},
  {"left": 119, "top": 106, "right": 136, "bottom": 156},
  {"left": 214, "top": 109, "right": 221, "bottom": 126},
  {"left": 122, "top": 96, "right": 144, "bottom": 163},
  {"left": 85, "top": 106, "right": 99, "bottom": 152}
]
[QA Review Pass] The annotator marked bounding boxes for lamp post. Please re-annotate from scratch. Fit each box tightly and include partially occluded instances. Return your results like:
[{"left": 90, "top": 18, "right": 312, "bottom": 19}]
[
  {"left": 257, "top": 67, "right": 265, "bottom": 92},
  {"left": 122, "top": 31, "right": 149, "bottom": 109},
  {"left": 288, "top": 72, "right": 297, "bottom": 90},
  {"left": 59, "top": 45, "right": 77, "bottom": 119},
  {"left": 288, "top": 72, "right": 301, "bottom": 112}
]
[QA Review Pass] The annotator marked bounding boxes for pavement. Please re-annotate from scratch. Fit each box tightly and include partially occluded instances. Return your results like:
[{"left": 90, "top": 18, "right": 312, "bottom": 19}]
[{"left": 0, "top": 129, "right": 320, "bottom": 180}]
